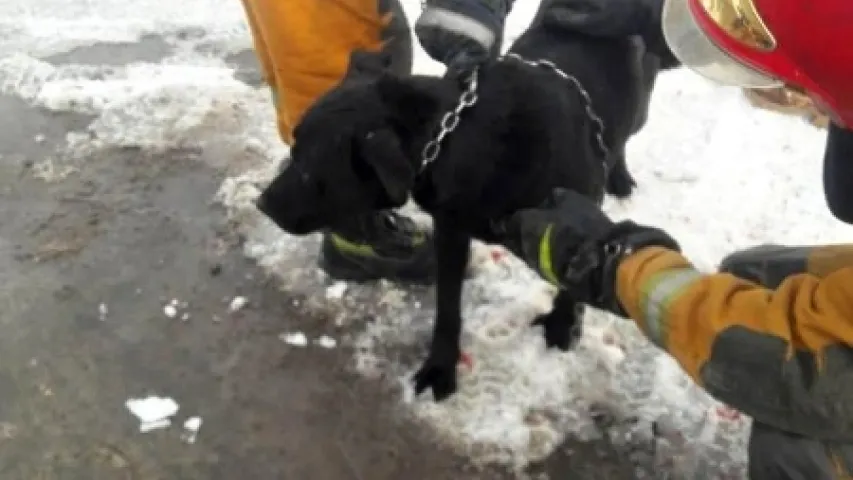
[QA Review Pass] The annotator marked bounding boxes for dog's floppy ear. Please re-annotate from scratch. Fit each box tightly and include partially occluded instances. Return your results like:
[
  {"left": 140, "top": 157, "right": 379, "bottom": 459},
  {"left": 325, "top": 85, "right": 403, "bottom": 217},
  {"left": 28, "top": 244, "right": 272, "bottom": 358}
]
[
  {"left": 375, "top": 74, "right": 440, "bottom": 126},
  {"left": 356, "top": 127, "right": 415, "bottom": 206}
]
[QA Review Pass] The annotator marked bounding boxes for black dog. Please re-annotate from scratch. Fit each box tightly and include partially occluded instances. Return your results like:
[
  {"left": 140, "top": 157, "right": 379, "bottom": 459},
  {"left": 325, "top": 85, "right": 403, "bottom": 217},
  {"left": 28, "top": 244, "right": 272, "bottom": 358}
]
[{"left": 256, "top": 14, "right": 668, "bottom": 401}]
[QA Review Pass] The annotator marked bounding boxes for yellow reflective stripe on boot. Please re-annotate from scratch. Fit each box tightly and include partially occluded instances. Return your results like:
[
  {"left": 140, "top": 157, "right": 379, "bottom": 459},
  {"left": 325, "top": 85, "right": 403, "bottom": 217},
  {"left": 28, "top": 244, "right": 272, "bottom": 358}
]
[
  {"left": 330, "top": 233, "right": 377, "bottom": 257},
  {"left": 538, "top": 224, "right": 560, "bottom": 285},
  {"left": 638, "top": 268, "right": 703, "bottom": 348},
  {"left": 329, "top": 231, "right": 427, "bottom": 258}
]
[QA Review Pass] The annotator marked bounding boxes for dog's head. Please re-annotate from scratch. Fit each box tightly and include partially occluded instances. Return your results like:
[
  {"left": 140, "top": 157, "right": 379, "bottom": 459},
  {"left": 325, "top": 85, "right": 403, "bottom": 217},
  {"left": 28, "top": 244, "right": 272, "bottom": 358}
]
[{"left": 256, "top": 55, "right": 444, "bottom": 235}]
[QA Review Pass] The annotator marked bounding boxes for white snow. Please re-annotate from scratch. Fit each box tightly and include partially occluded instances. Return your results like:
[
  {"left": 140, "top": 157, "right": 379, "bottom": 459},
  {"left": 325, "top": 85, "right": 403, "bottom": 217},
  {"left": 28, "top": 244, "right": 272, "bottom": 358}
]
[
  {"left": 184, "top": 416, "right": 202, "bottom": 431},
  {"left": 325, "top": 281, "right": 348, "bottom": 300},
  {"left": 6, "top": 0, "right": 852, "bottom": 476},
  {"left": 280, "top": 332, "right": 308, "bottom": 347},
  {"left": 182, "top": 416, "right": 203, "bottom": 444},
  {"left": 315, "top": 335, "right": 338, "bottom": 349},
  {"left": 163, "top": 298, "right": 189, "bottom": 319},
  {"left": 229, "top": 296, "right": 248, "bottom": 312},
  {"left": 125, "top": 395, "right": 180, "bottom": 432}
]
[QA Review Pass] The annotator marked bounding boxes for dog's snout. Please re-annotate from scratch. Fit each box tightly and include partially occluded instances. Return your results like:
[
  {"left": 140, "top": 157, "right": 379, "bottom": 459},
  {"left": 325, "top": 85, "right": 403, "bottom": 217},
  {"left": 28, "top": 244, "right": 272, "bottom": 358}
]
[{"left": 253, "top": 192, "right": 318, "bottom": 235}]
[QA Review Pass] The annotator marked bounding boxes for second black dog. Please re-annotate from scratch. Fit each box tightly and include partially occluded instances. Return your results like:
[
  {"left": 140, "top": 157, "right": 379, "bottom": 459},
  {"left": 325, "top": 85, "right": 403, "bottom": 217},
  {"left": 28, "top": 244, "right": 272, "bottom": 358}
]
[{"left": 256, "top": 14, "right": 670, "bottom": 401}]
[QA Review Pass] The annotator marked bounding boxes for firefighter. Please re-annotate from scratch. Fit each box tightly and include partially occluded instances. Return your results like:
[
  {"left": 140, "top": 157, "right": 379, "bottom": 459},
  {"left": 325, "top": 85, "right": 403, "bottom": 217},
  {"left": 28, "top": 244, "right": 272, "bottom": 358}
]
[
  {"left": 239, "top": 0, "right": 512, "bottom": 283},
  {"left": 491, "top": 0, "right": 853, "bottom": 477}
]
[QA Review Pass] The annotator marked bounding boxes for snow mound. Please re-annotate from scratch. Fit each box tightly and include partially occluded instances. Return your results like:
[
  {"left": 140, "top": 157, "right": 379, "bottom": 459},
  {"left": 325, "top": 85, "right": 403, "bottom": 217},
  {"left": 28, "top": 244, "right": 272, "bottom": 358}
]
[
  {"left": 0, "top": 0, "right": 249, "bottom": 56},
  {"left": 0, "top": 54, "right": 271, "bottom": 155}
]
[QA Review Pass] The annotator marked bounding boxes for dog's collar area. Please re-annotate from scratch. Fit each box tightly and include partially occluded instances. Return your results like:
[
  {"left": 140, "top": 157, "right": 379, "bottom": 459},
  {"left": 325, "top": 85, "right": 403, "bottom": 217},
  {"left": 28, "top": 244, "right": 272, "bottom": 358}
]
[{"left": 418, "top": 53, "right": 611, "bottom": 179}]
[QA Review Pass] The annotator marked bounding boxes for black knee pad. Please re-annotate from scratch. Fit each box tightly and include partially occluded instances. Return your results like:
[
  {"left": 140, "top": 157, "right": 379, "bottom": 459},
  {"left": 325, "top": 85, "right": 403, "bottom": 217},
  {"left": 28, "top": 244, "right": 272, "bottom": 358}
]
[
  {"left": 748, "top": 421, "right": 852, "bottom": 480},
  {"left": 718, "top": 244, "right": 809, "bottom": 289}
]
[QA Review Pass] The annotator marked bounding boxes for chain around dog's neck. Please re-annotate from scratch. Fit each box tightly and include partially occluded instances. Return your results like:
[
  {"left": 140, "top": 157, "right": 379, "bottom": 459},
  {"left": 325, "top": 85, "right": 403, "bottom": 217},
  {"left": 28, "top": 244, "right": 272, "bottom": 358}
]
[
  {"left": 419, "top": 52, "right": 611, "bottom": 176},
  {"left": 420, "top": 70, "right": 480, "bottom": 172}
]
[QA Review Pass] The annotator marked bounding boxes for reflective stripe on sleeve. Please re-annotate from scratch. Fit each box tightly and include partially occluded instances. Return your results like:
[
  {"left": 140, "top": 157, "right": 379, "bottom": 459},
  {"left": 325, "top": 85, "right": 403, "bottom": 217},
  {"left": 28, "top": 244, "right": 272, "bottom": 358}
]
[{"left": 639, "top": 267, "right": 703, "bottom": 347}]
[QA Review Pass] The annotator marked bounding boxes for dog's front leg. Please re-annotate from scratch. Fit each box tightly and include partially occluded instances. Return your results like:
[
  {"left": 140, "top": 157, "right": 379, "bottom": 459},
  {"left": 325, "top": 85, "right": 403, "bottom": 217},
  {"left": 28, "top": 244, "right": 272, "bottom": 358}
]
[
  {"left": 413, "top": 218, "right": 470, "bottom": 402},
  {"left": 533, "top": 291, "right": 584, "bottom": 350},
  {"left": 605, "top": 147, "right": 637, "bottom": 199}
]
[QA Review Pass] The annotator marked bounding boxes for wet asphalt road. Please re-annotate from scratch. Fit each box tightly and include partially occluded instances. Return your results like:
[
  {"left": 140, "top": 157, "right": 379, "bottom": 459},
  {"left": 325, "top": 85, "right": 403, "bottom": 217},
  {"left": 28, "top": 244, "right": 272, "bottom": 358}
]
[{"left": 0, "top": 38, "right": 640, "bottom": 479}]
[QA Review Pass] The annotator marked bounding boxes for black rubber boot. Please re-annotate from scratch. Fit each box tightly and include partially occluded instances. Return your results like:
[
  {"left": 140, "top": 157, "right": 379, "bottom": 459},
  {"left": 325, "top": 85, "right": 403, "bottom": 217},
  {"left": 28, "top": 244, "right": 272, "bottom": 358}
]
[{"left": 319, "top": 211, "right": 436, "bottom": 284}]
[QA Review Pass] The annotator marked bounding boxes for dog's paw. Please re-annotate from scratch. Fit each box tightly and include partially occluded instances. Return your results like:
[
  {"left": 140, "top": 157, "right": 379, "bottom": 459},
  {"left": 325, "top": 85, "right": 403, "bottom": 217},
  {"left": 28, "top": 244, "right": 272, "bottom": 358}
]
[
  {"left": 606, "top": 167, "right": 637, "bottom": 199},
  {"left": 413, "top": 354, "right": 459, "bottom": 401},
  {"left": 533, "top": 312, "right": 575, "bottom": 350},
  {"left": 533, "top": 303, "right": 584, "bottom": 351},
  {"left": 605, "top": 164, "right": 637, "bottom": 198}
]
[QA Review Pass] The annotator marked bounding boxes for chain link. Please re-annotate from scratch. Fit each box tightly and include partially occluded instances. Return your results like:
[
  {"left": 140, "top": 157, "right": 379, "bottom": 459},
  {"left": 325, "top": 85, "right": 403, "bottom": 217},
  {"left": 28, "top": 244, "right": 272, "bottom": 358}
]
[
  {"left": 419, "top": 53, "right": 610, "bottom": 173},
  {"left": 420, "top": 69, "right": 480, "bottom": 171}
]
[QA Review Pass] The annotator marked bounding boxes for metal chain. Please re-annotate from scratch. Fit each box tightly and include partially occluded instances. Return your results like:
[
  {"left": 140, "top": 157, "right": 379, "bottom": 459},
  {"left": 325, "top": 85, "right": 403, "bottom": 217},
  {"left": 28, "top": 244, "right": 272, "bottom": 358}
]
[
  {"left": 416, "top": 0, "right": 609, "bottom": 168},
  {"left": 420, "top": 70, "right": 480, "bottom": 171},
  {"left": 500, "top": 52, "right": 610, "bottom": 159},
  {"left": 416, "top": 0, "right": 480, "bottom": 171},
  {"left": 418, "top": 53, "right": 610, "bottom": 173}
]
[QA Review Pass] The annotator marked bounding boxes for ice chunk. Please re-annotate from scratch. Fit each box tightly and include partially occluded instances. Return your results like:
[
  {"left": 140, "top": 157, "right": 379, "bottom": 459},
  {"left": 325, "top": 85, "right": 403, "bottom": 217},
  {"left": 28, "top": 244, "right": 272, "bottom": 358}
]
[
  {"left": 280, "top": 332, "right": 308, "bottom": 347},
  {"left": 125, "top": 395, "right": 179, "bottom": 433},
  {"left": 229, "top": 296, "right": 248, "bottom": 312},
  {"left": 182, "top": 416, "right": 203, "bottom": 444}
]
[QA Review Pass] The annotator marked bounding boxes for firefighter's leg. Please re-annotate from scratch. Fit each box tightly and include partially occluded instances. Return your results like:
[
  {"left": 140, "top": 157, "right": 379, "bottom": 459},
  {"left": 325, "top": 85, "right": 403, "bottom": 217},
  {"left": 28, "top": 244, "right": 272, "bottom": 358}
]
[
  {"left": 749, "top": 421, "right": 853, "bottom": 480},
  {"left": 238, "top": 0, "right": 412, "bottom": 144}
]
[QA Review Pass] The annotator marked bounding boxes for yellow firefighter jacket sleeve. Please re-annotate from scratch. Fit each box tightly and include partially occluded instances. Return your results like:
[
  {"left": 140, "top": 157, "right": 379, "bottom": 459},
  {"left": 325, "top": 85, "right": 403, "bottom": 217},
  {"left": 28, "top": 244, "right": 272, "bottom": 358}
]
[{"left": 616, "top": 246, "right": 853, "bottom": 441}]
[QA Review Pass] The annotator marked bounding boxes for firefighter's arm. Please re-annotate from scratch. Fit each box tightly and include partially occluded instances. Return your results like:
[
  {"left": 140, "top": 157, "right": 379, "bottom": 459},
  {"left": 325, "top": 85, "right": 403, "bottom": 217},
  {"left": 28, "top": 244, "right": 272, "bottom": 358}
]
[
  {"left": 415, "top": 0, "right": 514, "bottom": 75},
  {"left": 617, "top": 246, "right": 853, "bottom": 441}
]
